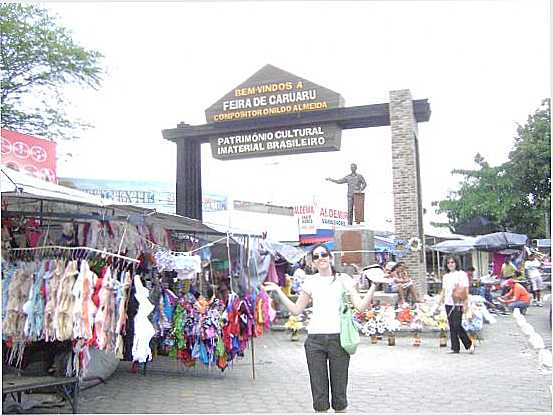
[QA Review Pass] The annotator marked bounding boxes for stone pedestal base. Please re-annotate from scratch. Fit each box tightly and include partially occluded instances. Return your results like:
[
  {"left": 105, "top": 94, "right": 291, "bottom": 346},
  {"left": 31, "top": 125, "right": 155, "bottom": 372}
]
[{"left": 333, "top": 226, "right": 375, "bottom": 271}]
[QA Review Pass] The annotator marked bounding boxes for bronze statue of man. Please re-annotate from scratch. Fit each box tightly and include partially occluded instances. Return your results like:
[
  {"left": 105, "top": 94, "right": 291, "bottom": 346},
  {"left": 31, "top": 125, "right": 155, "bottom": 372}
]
[{"left": 326, "top": 163, "right": 367, "bottom": 225}]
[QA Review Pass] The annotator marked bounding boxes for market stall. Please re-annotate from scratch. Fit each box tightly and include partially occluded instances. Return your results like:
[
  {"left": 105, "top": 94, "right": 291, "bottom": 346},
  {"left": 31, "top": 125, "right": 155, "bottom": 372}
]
[{"left": 2, "top": 167, "right": 309, "bottom": 384}]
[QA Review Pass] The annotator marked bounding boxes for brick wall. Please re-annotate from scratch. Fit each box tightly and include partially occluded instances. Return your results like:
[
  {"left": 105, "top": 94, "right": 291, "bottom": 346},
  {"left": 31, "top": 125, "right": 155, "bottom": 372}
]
[{"left": 389, "top": 89, "right": 427, "bottom": 295}]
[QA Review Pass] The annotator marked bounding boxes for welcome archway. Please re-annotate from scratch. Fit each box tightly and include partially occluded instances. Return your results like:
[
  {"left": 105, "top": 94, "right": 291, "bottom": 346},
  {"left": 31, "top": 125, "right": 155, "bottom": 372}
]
[{"left": 162, "top": 65, "right": 431, "bottom": 292}]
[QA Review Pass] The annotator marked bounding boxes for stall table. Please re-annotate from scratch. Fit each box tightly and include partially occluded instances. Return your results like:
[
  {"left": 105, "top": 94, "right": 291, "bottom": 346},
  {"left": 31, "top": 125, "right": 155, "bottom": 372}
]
[{"left": 2, "top": 375, "right": 79, "bottom": 413}]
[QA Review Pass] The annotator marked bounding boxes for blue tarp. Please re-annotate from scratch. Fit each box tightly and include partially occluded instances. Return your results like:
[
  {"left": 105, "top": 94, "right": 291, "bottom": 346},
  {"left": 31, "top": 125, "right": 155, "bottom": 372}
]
[{"left": 374, "top": 235, "right": 395, "bottom": 252}]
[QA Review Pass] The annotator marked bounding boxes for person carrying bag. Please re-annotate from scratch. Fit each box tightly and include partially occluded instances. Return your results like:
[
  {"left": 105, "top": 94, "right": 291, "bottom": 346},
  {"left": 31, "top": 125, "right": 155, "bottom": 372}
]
[
  {"left": 340, "top": 287, "right": 360, "bottom": 355},
  {"left": 435, "top": 256, "right": 475, "bottom": 355},
  {"left": 263, "top": 244, "right": 376, "bottom": 413}
]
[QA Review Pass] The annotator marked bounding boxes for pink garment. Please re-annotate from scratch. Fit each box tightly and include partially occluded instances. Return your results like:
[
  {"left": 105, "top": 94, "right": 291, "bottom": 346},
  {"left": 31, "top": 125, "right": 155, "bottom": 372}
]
[
  {"left": 493, "top": 253, "right": 508, "bottom": 277},
  {"left": 264, "top": 260, "right": 279, "bottom": 284},
  {"left": 25, "top": 219, "right": 43, "bottom": 248},
  {"left": 256, "top": 290, "right": 273, "bottom": 330}
]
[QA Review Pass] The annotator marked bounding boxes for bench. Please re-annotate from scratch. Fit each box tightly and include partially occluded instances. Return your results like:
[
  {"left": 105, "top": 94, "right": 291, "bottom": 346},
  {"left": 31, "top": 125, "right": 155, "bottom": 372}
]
[{"left": 2, "top": 375, "right": 79, "bottom": 413}]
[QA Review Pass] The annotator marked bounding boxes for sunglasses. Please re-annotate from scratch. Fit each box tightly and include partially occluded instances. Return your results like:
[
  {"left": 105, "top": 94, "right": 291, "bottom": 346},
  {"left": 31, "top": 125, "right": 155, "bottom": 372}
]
[{"left": 312, "top": 252, "right": 329, "bottom": 260}]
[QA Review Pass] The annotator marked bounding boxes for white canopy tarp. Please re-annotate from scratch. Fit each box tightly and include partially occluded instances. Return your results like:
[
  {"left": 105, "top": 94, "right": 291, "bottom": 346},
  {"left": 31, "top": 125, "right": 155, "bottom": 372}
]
[
  {"left": 430, "top": 237, "right": 477, "bottom": 254},
  {"left": 1, "top": 167, "right": 225, "bottom": 238},
  {"left": 1, "top": 167, "right": 112, "bottom": 207}
]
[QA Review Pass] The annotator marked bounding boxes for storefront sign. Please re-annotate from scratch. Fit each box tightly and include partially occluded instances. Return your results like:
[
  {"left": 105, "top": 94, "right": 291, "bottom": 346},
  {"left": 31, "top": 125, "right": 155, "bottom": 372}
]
[
  {"left": 319, "top": 207, "right": 348, "bottom": 228},
  {"left": 294, "top": 202, "right": 349, "bottom": 236},
  {"left": 1, "top": 128, "right": 57, "bottom": 182},
  {"left": 295, "top": 204, "right": 317, "bottom": 235},
  {"left": 205, "top": 64, "right": 344, "bottom": 123},
  {"left": 211, "top": 123, "right": 341, "bottom": 160}
]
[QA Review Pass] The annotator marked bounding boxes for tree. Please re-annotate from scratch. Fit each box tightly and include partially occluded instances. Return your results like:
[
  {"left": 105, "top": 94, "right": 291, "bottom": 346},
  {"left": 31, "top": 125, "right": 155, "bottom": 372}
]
[
  {"left": 509, "top": 99, "right": 551, "bottom": 204},
  {"left": 508, "top": 99, "right": 551, "bottom": 236},
  {"left": 0, "top": 4, "right": 103, "bottom": 140},
  {"left": 435, "top": 100, "right": 551, "bottom": 238},
  {"left": 435, "top": 154, "right": 519, "bottom": 233}
]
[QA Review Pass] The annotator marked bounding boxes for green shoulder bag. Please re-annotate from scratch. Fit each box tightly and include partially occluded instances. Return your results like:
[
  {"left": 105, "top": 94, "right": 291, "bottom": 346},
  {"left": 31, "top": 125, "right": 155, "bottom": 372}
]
[{"left": 340, "top": 283, "right": 360, "bottom": 355}]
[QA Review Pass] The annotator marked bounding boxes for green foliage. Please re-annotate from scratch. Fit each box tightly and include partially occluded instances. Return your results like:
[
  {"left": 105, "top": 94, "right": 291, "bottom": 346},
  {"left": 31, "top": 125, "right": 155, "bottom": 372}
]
[
  {"left": 436, "top": 100, "right": 551, "bottom": 238},
  {"left": 0, "top": 4, "right": 103, "bottom": 140},
  {"left": 436, "top": 155, "right": 517, "bottom": 231},
  {"left": 508, "top": 98, "right": 551, "bottom": 209}
]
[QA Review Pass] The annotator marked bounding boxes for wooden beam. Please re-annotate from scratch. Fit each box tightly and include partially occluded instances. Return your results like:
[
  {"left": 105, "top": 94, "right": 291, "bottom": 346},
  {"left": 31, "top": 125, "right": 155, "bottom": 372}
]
[
  {"left": 176, "top": 139, "right": 202, "bottom": 220},
  {"left": 162, "top": 99, "right": 430, "bottom": 143}
]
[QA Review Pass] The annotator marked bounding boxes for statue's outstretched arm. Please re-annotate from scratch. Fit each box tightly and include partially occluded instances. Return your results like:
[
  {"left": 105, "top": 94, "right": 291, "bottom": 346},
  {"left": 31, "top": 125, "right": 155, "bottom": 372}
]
[{"left": 326, "top": 176, "right": 347, "bottom": 184}]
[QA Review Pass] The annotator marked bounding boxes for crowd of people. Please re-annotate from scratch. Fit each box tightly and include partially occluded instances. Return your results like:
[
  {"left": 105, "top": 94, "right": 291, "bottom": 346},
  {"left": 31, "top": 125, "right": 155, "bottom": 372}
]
[
  {"left": 491, "top": 253, "right": 546, "bottom": 314},
  {"left": 261, "top": 245, "right": 549, "bottom": 413}
]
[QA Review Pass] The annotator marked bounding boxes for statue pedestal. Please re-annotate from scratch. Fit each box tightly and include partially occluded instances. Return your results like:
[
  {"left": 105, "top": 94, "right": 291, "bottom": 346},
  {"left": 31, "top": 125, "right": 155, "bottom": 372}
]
[{"left": 333, "top": 226, "right": 376, "bottom": 271}]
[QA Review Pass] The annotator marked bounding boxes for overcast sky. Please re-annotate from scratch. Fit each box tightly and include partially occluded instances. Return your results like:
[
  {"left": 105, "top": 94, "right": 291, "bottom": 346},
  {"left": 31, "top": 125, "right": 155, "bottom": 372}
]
[{"left": 47, "top": 0, "right": 550, "bottom": 231}]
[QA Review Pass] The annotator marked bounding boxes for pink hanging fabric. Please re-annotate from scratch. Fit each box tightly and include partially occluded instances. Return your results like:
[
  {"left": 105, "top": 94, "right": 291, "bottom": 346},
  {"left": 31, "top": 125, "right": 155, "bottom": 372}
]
[
  {"left": 493, "top": 253, "right": 508, "bottom": 277},
  {"left": 25, "top": 218, "right": 43, "bottom": 248},
  {"left": 264, "top": 260, "right": 279, "bottom": 284}
]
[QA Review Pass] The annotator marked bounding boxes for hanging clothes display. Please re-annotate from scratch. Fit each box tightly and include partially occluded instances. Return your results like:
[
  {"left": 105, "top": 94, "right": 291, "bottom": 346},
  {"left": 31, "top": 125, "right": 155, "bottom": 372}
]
[
  {"left": 142, "top": 234, "right": 279, "bottom": 372},
  {"left": 1, "top": 215, "right": 176, "bottom": 265},
  {"left": 274, "top": 255, "right": 289, "bottom": 287},
  {"left": 2, "top": 232, "right": 297, "bottom": 380},
  {"left": 166, "top": 290, "right": 275, "bottom": 372},
  {"left": 55, "top": 261, "right": 78, "bottom": 342},
  {"left": 255, "top": 290, "right": 275, "bottom": 337},
  {"left": 153, "top": 249, "right": 202, "bottom": 279},
  {"left": 131, "top": 275, "right": 155, "bottom": 364},
  {"left": 122, "top": 284, "right": 139, "bottom": 362},
  {"left": 2, "top": 253, "right": 137, "bottom": 378},
  {"left": 265, "top": 260, "right": 280, "bottom": 285},
  {"left": 3, "top": 264, "right": 33, "bottom": 341},
  {"left": 43, "top": 260, "right": 64, "bottom": 342}
]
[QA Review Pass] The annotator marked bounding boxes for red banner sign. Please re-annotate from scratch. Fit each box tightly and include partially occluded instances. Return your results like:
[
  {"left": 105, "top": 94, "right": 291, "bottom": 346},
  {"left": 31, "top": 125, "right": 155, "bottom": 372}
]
[{"left": 1, "top": 129, "right": 57, "bottom": 182}]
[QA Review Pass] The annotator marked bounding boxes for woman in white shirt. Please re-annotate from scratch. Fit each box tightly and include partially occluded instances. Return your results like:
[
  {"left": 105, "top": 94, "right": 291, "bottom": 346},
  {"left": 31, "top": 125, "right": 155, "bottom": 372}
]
[
  {"left": 264, "top": 244, "right": 376, "bottom": 413},
  {"left": 436, "top": 256, "right": 475, "bottom": 354}
]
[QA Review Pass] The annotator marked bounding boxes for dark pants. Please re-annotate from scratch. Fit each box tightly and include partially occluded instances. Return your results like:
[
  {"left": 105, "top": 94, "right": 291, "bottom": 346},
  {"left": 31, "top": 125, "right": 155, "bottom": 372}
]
[
  {"left": 304, "top": 334, "right": 350, "bottom": 412},
  {"left": 445, "top": 305, "right": 472, "bottom": 352}
]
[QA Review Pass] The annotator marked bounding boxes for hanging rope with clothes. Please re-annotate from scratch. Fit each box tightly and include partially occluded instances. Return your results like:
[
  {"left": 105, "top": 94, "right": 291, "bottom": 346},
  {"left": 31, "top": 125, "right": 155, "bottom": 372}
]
[{"left": 7, "top": 245, "right": 140, "bottom": 263}]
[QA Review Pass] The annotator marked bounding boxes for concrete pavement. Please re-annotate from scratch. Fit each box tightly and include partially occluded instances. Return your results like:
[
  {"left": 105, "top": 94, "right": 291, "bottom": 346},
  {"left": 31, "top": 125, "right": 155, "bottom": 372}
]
[{"left": 27, "top": 305, "right": 551, "bottom": 414}]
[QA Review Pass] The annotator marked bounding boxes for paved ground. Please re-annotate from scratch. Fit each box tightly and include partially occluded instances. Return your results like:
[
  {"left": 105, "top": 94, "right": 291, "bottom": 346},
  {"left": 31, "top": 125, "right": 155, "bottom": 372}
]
[{"left": 14, "top": 303, "right": 550, "bottom": 414}]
